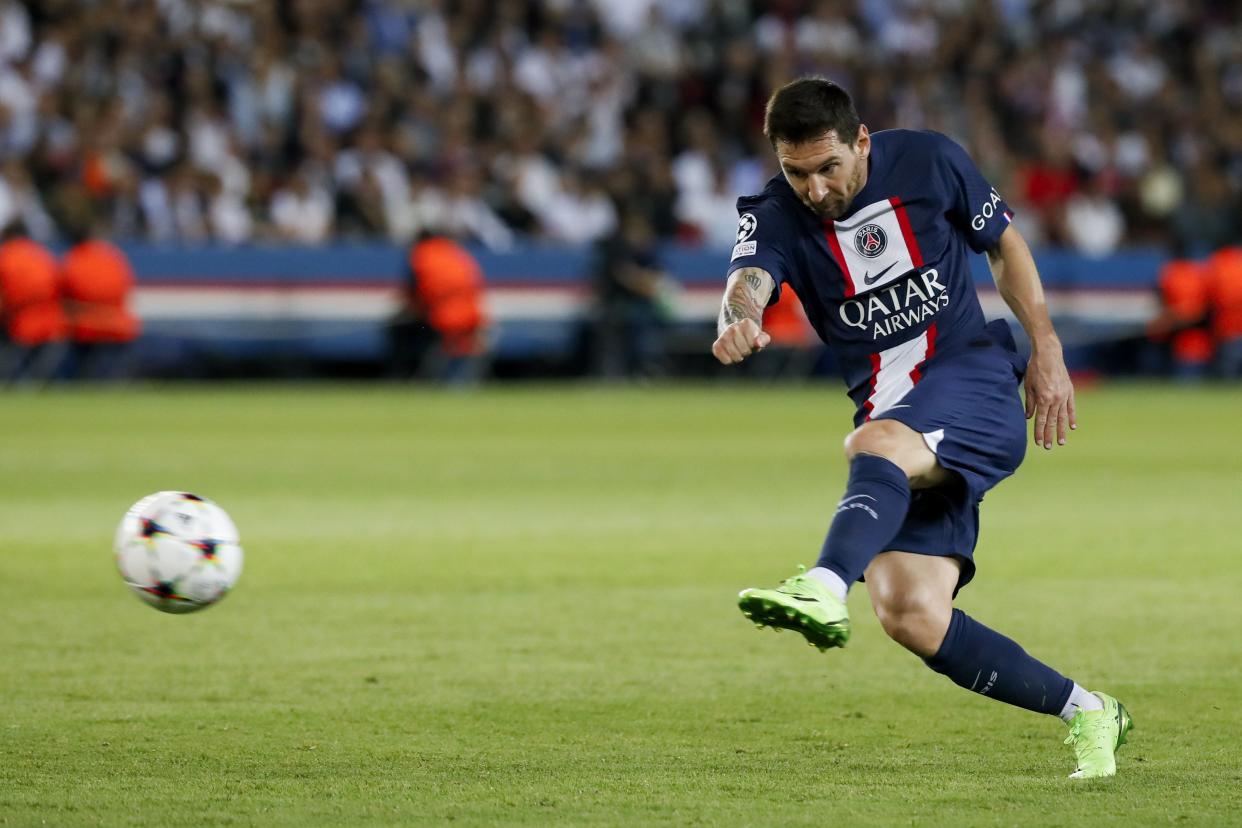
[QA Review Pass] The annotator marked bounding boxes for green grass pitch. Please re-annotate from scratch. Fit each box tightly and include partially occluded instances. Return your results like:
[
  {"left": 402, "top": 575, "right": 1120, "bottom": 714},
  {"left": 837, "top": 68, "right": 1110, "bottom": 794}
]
[{"left": 1, "top": 383, "right": 1240, "bottom": 826}]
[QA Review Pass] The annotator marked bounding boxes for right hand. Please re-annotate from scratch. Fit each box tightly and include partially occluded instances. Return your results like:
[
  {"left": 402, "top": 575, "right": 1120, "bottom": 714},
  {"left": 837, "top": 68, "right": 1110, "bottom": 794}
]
[
  {"left": 1024, "top": 338, "right": 1076, "bottom": 450},
  {"left": 712, "top": 319, "right": 772, "bottom": 365}
]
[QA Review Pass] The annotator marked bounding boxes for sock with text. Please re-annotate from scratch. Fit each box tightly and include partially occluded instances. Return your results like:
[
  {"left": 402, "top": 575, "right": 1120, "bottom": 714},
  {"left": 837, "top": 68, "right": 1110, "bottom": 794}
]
[
  {"left": 814, "top": 453, "right": 912, "bottom": 586},
  {"left": 924, "top": 608, "right": 1075, "bottom": 716}
]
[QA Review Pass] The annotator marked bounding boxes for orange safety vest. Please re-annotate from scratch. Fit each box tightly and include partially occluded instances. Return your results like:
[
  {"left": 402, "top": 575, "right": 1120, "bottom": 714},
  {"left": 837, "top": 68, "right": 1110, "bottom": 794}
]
[
  {"left": 0, "top": 238, "right": 69, "bottom": 346},
  {"left": 762, "top": 285, "right": 816, "bottom": 347},
  {"left": 408, "top": 238, "right": 486, "bottom": 356},
  {"left": 1206, "top": 247, "right": 1242, "bottom": 341},
  {"left": 61, "top": 240, "right": 141, "bottom": 343},
  {"left": 1157, "top": 260, "right": 1212, "bottom": 363}
]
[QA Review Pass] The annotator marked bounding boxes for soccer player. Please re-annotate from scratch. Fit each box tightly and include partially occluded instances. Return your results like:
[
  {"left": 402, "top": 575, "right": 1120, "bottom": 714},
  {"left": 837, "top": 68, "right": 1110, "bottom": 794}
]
[{"left": 714, "top": 78, "right": 1132, "bottom": 779}]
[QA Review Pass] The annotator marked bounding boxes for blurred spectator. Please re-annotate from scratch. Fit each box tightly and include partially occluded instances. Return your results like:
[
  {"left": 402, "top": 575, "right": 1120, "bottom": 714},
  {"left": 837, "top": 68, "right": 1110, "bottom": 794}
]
[
  {"left": 0, "top": 1, "right": 32, "bottom": 65},
  {"left": 1017, "top": 134, "right": 1080, "bottom": 247},
  {"left": 432, "top": 168, "right": 515, "bottom": 252},
  {"left": 675, "top": 156, "right": 739, "bottom": 249},
  {"left": 0, "top": 0, "right": 1236, "bottom": 252},
  {"left": 334, "top": 125, "right": 408, "bottom": 237},
  {"left": 270, "top": 165, "right": 335, "bottom": 244},
  {"left": 59, "top": 213, "right": 141, "bottom": 382},
  {"left": 0, "top": 222, "right": 67, "bottom": 383},
  {"left": 795, "top": 1, "right": 861, "bottom": 67},
  {"left": 385, "top": 171, "right": 441, "bottom": 244},
  {"left": 540, "top": 169, "right": 617, "bottom": 246},
  {"left": 205, "top": 172, "right": 254, "bottom": 245},
  {"left": 671, "top": 109, "right": 718, "bottom": 203},
  {"left": 389, "top": 231, "right": 489, "bottom": 385},
  {"left": 0, "top": 160, "right": 55, "bottom": 242},
  {"left": 1064, "top": 175, "right": 1125, "bottom": 258},
  {"left": 630, "top": 7, "right": 683, "bottom": 83},
  {"left": 589, "top": 210, "right": 670, "bottom": 379},
  {"left": 1173, "top": 162, "right": 1240, "bottom": 254},
  {"left": 1134, "top": 131, "right": 1184, "bottom": 245}
]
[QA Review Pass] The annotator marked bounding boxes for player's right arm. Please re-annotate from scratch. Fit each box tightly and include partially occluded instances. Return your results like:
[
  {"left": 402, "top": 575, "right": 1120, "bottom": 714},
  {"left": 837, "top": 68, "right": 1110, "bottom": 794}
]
[{"left": 712, "top": 267, "right": 775, "bottom": 365}]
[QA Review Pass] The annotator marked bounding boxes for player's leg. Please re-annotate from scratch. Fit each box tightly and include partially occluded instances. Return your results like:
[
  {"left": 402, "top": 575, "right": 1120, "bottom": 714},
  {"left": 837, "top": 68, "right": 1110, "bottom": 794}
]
[
  {"left": 737, "top": 419, "right": 940, "bottom": 648},
  {"left": 805, "top": 419, "right": 951, "bottom": 598},
  {"left": 862, "top": 549, "right": 959, "bottom": 658},
  {"left": 865, "top": 550, "right": 1133, "bottom": 778}
]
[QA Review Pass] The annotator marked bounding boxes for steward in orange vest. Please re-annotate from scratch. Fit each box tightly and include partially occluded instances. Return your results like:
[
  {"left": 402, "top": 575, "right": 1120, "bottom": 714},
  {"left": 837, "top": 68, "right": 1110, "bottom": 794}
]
[
  {"left": 1206, "top": 247, "right": 1242, "bottom": 378},
  {"left": 1148, "top": 260, "right": 1212, "bottom": 375},
  {"left": 389, "top": 232, "right": 488, "bottom": 382},
  {"left": 0, "top": 224, "right": 69, "bottom": 382},
  {"left": 61, "top": 237, "right": 141, "bottom": 344},
  {"left": 407, "top": 235, "right": 487, "bottom": 357},
  {"left": 0, "top": 227, "right": 67, "bottom": 346}
]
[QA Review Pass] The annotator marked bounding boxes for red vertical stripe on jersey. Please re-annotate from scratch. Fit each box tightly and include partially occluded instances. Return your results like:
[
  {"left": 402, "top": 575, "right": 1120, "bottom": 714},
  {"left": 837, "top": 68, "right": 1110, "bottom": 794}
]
[
  {"left": 823, "top": 219, "right": 854, "bottom": 297},
  {"left": 890, "top": 197, "right": 924, "bottom": 268},
  {"left": 908, "top": 322, "right": 938, "bottom": 384},
  {"left": 862, "top": 351, "right": 882, "bottom": 421}
]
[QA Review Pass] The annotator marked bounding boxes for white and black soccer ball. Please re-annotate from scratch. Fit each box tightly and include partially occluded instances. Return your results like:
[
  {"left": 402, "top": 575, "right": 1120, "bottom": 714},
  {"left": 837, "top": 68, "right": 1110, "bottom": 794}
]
[{"left": 114, "top": 491, "right": 244, "bottom": 614}]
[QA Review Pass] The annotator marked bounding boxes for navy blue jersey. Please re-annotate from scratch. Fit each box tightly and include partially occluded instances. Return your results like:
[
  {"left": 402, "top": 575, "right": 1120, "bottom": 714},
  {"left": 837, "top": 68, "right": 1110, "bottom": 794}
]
[{"left": 727, "top": 129, "right": 1014, "bottom": 423}]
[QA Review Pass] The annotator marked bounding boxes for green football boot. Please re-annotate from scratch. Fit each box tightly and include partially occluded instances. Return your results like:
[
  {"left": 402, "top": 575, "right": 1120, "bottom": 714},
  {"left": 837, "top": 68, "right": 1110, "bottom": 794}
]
[
  {"left": 738, "top": 567, "right": 850, "bottom": 651},
  {"left": 1064, "top": 691, "right": 1134, "bottom": 779}
]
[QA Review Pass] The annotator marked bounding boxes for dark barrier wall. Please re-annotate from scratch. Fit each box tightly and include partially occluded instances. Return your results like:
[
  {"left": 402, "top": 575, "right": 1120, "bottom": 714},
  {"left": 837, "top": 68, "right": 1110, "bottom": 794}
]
[
  {"left": 124, "top": 243, "right": 1163, "bottom": 289},
  {"left": 121, "top": 243, "right": 1165, "bottom": 369}
]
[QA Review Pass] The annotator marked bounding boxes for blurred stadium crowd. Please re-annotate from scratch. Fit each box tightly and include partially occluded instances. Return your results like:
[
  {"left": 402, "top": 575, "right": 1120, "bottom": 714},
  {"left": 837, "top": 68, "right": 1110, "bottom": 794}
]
[{"left": 0, "top": 0, "right": 1239, "bottom": 256}]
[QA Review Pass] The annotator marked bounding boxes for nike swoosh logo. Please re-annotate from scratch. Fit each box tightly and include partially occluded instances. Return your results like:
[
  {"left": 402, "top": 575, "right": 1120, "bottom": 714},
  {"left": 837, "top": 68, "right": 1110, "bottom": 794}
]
[
  {"left": 862, "top": 262, "right": 897, "bottom": 285},
  {"left": 837, "top": 494, "right": 877, "bottom": 505}
]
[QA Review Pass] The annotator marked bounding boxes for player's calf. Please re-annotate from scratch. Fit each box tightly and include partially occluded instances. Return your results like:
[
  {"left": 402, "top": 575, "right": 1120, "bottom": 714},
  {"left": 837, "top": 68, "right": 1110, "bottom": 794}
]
[{"left": 865, "top": 551, "right": 960, "bottom": 657}]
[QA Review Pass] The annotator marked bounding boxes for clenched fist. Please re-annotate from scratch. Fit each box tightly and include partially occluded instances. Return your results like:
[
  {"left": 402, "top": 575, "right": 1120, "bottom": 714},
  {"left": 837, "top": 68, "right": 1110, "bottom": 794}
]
[{"left": 712, "top": 318, "right": 772, "bottom": 365}]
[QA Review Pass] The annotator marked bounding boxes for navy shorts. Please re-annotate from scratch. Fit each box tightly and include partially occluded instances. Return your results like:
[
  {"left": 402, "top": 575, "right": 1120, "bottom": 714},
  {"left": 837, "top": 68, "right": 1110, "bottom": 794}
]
[{"left": 871, "top": 320, "right": 1028, "bottom": 592}]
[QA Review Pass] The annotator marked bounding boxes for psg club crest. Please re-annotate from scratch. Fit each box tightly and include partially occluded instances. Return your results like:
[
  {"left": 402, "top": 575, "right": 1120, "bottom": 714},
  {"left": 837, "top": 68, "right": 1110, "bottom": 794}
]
[
  {"left": 854, "top": 224, "right": 887, "bottom": 258},
  {"left": 736, "top": 213, "right": 758, "bottom": 243}
]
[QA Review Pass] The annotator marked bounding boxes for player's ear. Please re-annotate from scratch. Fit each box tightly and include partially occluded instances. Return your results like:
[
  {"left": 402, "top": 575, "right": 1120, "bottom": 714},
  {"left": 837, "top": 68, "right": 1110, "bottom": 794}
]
[{"left": 855, "top": 124, "right": 870, "bottom": 158}]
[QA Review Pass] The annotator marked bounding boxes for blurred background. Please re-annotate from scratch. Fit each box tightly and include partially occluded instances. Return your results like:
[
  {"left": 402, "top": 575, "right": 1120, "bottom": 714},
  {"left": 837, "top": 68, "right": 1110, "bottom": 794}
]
[{"left": 1, "top": 0, "right": 1240, "bottom": 385}]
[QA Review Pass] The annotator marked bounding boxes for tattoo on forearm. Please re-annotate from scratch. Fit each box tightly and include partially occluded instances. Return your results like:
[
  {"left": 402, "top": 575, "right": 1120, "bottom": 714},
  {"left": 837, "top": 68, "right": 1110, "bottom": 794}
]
[
  {"left": 718, "top": 268, "right": 774, "bottom": 335},
  {"left": 722, "top": 294, "right": 760, "bottom": 327}
]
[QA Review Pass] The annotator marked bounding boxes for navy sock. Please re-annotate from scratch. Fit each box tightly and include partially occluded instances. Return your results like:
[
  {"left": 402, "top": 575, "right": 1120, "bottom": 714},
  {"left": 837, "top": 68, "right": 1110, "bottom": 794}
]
[
  {"left": 815, "top": 454, "right": 911, "bottom": 585},
  {"left": 924, "top": 609, "right": 1074, "bottom": 716}
]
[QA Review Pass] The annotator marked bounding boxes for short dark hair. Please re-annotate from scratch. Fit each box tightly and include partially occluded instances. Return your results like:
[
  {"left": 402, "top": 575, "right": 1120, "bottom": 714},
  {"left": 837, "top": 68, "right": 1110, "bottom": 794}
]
[{"left": 764, "top": 77, "right": 861, "bottom": 147}]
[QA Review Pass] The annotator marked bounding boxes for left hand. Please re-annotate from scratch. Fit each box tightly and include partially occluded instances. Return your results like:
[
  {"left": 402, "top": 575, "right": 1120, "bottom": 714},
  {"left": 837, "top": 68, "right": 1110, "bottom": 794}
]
[{"left": 1024, "top": 339, "right": 1076, "bottom": 450}]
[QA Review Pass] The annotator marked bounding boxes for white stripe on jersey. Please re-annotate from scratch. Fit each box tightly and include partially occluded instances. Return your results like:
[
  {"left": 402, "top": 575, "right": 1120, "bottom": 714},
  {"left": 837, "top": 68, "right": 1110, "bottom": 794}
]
[{"left": 864, "top": 323, "right": 937, "bottom": 418}]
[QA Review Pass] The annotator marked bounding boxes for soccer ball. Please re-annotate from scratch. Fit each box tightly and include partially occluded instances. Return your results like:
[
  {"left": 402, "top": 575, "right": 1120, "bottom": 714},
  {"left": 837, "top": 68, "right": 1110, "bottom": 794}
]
[{"left": 114, "top": 491, "right": 244, "bottom": 614}]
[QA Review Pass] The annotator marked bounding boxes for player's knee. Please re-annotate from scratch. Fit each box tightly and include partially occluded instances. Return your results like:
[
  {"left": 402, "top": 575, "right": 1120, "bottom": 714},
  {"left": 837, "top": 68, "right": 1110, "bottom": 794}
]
[
  {"left": 843, "top": 420, "right": 943, "bottom": 487},
  {"left": 843, "top": 420, "right": 907, "bottom": 464},
  {"left": 873, "top": 593, "right": 952, "bottom": 658}
]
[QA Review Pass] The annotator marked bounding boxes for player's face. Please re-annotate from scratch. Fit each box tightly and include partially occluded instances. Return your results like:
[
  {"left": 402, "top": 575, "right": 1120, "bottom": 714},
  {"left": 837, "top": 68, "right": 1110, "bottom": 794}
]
[{"left": 776, "top": 126, "right": 871, "bottom": 218}]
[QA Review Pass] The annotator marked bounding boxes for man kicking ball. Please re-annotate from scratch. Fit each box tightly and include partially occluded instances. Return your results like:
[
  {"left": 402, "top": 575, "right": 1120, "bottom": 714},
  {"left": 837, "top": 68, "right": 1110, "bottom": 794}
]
[{"left": 714, "top": 77, "right": 1132, "bottom": 779}]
